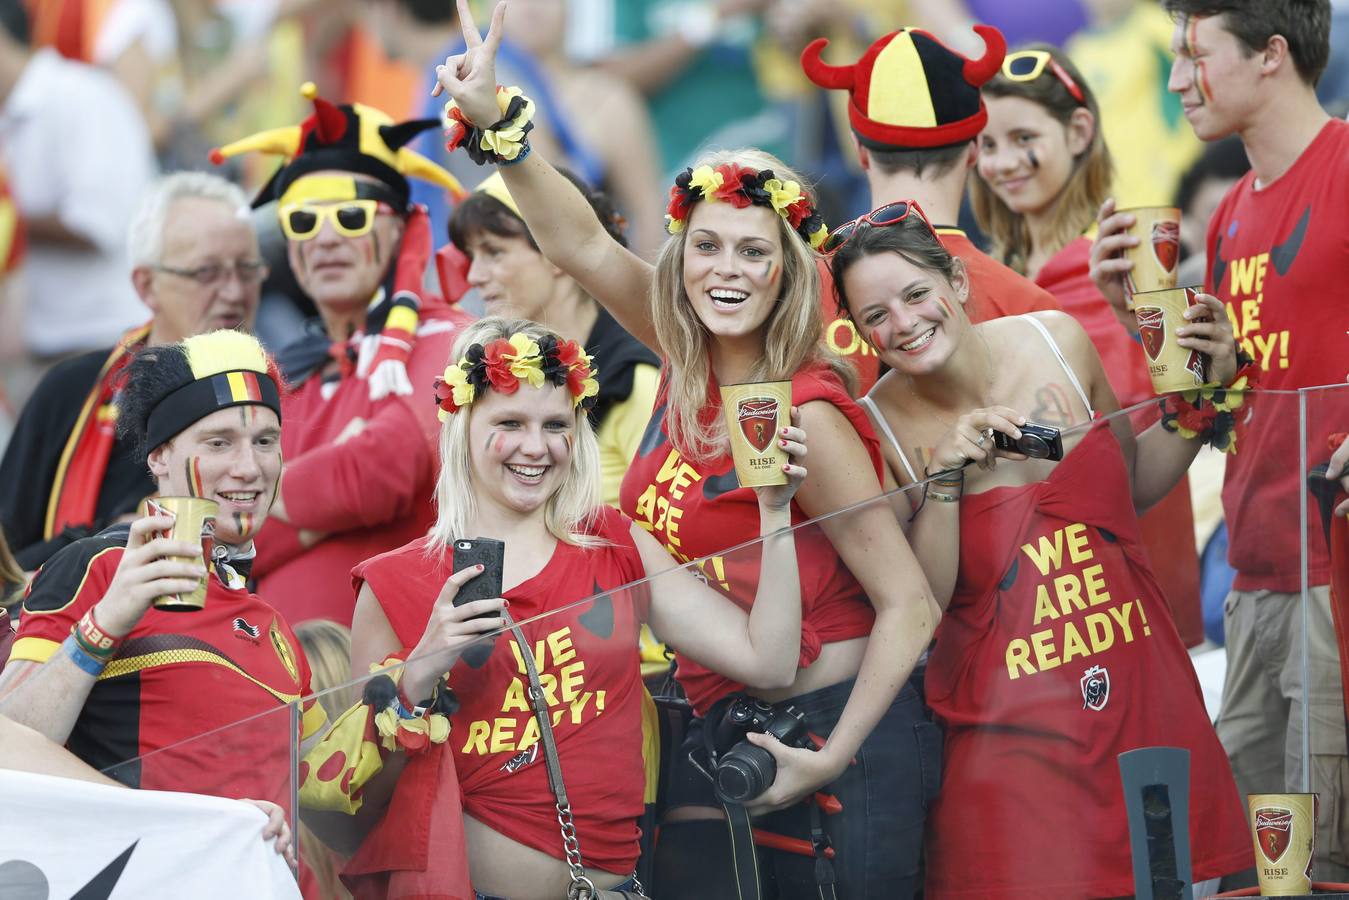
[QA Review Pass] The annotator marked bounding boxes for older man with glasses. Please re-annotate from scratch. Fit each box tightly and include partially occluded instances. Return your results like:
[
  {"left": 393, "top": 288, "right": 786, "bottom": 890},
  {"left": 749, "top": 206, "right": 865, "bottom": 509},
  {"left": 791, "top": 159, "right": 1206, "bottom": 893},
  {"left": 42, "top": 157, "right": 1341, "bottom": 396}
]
[
  {"left": 0, "top": 171, "right": 265, "bottom": 573},
  {"left": 210, "top": 83, "right": 472, "bottom": 626}
]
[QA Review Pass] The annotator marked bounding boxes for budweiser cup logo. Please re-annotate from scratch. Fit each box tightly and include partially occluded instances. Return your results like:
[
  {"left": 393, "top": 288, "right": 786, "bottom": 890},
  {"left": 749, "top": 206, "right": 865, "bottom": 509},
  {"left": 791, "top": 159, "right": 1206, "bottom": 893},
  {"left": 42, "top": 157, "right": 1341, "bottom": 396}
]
[
  {"left": 1151, "top": 220, "right": 1180, "bottom": 274},
  {"left": 1255, "top": 806, "right": 1294, "bottom": 864},
  {"left": 1137, "top": 307, "right": 1166, "bottom": 361},
  {"left": 738, "top": 397, "right": 780, "bottom": 453}
]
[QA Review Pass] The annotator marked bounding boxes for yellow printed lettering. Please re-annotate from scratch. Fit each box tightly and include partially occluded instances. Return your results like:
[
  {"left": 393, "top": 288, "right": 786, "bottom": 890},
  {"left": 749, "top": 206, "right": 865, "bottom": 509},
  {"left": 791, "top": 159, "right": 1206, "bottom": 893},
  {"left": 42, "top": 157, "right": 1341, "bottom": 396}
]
[
  {"left": 1021, "top": 529, "right": 1066, "bottom": 576},
  {"left": 633, "top": 485, "right": 658, "bottom": 530},
  {"left": 1085, "top": 612, "right": 1115, "bottom": 654},
  {"left": 1230, "top": 254, "right": 1261, "bottom": 296},
  {"left": 1053, "top": 572, "right": 1087, "bottom": 616},
  {"left": 1060, "top": 620, "right": 1090, "bottom": 664},
  {"left": 1006, "top": 639, "right": 1034, "bottom": 679},
  {"left": 1108, "top": 601, "right": 1136, "bottom": 642},
  {"left": 488, "top": 717, "right": 516, "bottom": 754},
  {"left": 1254, "top": 332, "right": 1279, "bottom": 370},
  {"left": 559, "top": 660, "right": 586, "bottom": 702},
  {"left": 501, "top": 677, "right": 529, "bottom": 712},
  {"left": 1240, "top": 298, "right": 1262, "bottom": 337},
  {"left": 1064, "top": 523, "right": 1092, "bottom": 564},
  {"left": 665, "top": 505, "right": 684, "bottom": 547},
  {"left": 1083, "top": 564, "right": 1111, "bottom": 606},
  {"left": 568, "top": 691, "right": 593, "bottom": 724},
  {"left": 1030, "top": 629, "right": 1061, "bottom": 672},
  {"left": 537, "top": 672, "right": 559, "bottom": 706},
  {"left": 462, "top": 719, "right": 490, "bottom": 755},
  {"left": 548, "top": 628, "right": 576, "bottom": 666},
  {"left": 1253, "top": 253, "right": 1268, "bottom": 293},
  {"left": 1032, "top": 584, "right": 1059, "bottom": 625}
]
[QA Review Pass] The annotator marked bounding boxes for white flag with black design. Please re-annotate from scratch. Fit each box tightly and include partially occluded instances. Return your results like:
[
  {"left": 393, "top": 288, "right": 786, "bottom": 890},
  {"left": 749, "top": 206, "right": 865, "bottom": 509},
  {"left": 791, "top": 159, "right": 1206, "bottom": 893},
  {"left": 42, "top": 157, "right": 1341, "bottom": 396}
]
[{"left": 0, "top": 770, "right": 300, "bottom": 899}]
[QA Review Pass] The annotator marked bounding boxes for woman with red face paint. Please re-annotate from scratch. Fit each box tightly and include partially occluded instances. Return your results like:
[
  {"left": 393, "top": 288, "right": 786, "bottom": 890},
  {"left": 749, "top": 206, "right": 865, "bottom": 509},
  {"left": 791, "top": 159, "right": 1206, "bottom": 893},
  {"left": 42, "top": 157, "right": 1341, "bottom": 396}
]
[
  {"left": 829, "top": 206, "right": 1252, "bottom": 896},
  {"left": 431, "top": 3, "right": 941, "bottom": 897},
  {"left": 318, "top": 317, "right": 807, "bottom": 899},
  {"left": 971, "top": 44, "right": 1208, "bottom": 647}
]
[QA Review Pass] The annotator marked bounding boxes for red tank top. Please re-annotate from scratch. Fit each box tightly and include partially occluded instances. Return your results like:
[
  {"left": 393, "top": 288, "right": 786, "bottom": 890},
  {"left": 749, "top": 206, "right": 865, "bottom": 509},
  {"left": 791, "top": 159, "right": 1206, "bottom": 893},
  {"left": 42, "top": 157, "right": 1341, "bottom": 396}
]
[
  {"left": 618, "top": 364, "right": 881, "bottom": 714},
  {"left": 923, "top": 423, "right": 1250, "bottom": 897},
  {"left": 353, "top": 507, "right": 649, "bottom": 873}
]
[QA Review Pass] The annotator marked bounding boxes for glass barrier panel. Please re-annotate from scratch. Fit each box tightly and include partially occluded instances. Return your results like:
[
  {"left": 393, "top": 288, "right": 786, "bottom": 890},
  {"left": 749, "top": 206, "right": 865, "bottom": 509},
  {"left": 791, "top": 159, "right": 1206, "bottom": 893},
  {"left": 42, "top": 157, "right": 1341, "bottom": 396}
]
[{"left": 1296, "top": 382, "right": 1349, "bottom": 885}]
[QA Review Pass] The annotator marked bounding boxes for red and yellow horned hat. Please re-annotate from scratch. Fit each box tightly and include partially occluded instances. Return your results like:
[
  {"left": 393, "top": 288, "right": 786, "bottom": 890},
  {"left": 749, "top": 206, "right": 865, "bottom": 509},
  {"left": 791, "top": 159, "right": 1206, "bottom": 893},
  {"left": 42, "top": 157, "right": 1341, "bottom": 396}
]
[
  {"left": 209, "top": 82, "right": 467, "bottom": 210},
  {"left": 802, "top": 25, "right": 1006, "bottom": 150}
]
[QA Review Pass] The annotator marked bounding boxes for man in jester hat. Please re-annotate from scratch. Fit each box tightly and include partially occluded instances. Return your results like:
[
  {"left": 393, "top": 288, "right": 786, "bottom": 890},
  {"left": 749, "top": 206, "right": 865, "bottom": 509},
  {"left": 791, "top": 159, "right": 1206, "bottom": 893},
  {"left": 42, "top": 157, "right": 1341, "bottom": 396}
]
[
  {"left": 211, "top": 84, "right": 476, "bottom": 626},
  {"left": 0, "top": 329, "right": 323, "bottom": 868}
]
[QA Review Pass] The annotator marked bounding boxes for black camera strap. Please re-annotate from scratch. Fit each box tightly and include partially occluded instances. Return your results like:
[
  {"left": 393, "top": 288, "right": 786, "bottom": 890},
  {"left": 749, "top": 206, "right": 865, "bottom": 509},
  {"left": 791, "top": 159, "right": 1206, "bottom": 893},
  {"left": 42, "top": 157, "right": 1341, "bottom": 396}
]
[{"left": 502, "top": 611, "right": 648, "bottom": 900}]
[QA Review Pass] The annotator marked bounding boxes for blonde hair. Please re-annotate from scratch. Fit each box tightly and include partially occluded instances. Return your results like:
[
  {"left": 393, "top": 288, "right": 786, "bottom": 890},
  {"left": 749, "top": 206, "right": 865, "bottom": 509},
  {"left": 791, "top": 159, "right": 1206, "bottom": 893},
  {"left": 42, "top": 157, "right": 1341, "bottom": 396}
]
[
  {"left": 427, "top": 317, "right": 603, "bottom": 553},
  {"left": 970, "top": 44, "right": 1113, "bottom": 275},
  {"left": 293, "top": 619, "right": 356, "bottom": 900},
  {"left": 651, "top": 148, "right": 855, "bottom": 463}
]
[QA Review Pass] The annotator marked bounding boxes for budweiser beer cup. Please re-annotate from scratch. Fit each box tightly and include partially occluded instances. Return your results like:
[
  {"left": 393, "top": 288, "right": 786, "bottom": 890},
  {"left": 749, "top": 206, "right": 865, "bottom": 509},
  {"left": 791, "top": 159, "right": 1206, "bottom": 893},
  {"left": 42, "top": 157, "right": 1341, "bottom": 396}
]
[
  {"left": 720, "top": 381, "right": 791, "bottom": 488},
  {"left": 1248, "top": 793, "right": 1317, "bottom": 896},
  {"left": 138, "top": 497, "right": 217, "bottom": 611},
  {"left": 1119, "top": 205, "right": 1181, "bottom": 307},
  {"left": 1133, "top": 286, "right": 1210, "bottom": 394}
]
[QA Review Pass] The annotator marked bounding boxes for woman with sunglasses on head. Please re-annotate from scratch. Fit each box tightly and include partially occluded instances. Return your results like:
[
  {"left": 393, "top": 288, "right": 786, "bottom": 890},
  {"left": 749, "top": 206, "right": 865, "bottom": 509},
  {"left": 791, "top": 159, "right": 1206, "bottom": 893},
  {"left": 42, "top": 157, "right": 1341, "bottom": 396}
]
[
  {"left": 433, "top": 3, "right": 941, "bottom": 897},
  {"left": 331, "top": 316, "right": 807, "bottom": 900},
  {"left": 826, "top": 203, "right": 1253, "bottom": 896},
  {"left": 971, "top": 44, "right": 1209, "bottom": 646}
]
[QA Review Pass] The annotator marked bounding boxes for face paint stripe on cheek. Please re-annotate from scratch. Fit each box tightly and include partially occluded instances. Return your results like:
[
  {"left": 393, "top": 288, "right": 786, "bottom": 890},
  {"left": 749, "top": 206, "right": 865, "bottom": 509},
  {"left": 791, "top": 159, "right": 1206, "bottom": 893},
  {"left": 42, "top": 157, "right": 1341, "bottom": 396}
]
[{"left": 938, "top": 296, "right": 956, "bottom": 321}]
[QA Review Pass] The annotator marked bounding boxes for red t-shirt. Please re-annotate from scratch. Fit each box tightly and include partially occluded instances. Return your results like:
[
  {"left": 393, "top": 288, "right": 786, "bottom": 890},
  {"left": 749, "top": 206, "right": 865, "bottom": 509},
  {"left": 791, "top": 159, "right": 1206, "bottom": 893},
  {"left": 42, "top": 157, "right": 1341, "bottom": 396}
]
[
  {"left": 618, "top": 364, "right": 880, "bottom": 714},
  {"left": 1037, "top": 238, "right": 1203, "bottom": 646},
  {"left": 353, "top": 506, "right": 649, "bottom": 874},
  {"left": 939, "top": 228, "right": 1061, "bottom": 323},
  {"left": 1205, "top": 118, "right": 1349, "bottom": 592},
  {"left": 816, "top": 230, "right": 1061, "bottom": 395},
  {"left": 256, "top": 308, "right": 472, "bottom": 625},
  {"left": 924, "top": 424, "right": 1250, "bottom": 897},
  {"left": 10, "top": 526, "right": 323, "bottom": 811}
]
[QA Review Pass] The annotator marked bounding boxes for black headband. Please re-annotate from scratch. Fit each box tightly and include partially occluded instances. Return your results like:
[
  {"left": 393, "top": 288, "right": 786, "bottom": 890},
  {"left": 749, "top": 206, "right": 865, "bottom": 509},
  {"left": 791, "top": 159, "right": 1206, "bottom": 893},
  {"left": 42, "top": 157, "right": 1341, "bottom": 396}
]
[{"left": 145, "top": 369, "right": 283, "bottom": 451}]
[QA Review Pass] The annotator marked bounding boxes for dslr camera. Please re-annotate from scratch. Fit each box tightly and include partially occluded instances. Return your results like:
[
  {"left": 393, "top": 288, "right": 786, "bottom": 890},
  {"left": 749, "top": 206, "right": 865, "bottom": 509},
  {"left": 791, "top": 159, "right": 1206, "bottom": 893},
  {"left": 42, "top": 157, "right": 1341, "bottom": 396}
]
[
  {"left": 993, "top": 421, "right": 1064, "bottom": 461},
  {"left": 713, "top": 697, "right": 814, "bottom": 803}
]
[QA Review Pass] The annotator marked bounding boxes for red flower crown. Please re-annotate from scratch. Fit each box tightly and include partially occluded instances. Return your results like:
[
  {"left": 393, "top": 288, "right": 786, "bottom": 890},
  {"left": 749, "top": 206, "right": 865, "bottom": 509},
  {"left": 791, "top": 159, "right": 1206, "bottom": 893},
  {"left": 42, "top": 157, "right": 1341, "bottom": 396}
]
[
  {"left": 433, "top": 333, "right": 599, "bottom": 419},
  {"left": 665, "top": 163, "right": 829, "bottom": 249}
]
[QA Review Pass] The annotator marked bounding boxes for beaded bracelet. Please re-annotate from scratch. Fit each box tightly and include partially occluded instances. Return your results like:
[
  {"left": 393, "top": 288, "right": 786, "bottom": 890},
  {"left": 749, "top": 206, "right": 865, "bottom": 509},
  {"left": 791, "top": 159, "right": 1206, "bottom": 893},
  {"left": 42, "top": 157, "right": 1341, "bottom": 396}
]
[
  {"left": 443, "top": 86, "right": 536, "bottom": 167},
  {"left": 1158, "top": 347, "right": 1260, "bottom": 454},
  {"left": 64, "top": 636, "right": 108, "bottom": 677}
]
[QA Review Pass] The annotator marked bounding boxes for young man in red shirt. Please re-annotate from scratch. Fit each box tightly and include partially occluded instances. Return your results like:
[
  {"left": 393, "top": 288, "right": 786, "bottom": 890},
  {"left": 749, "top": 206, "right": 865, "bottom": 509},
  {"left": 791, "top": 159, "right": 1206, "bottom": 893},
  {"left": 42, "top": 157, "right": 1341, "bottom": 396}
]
[
  {"left": 1092, "top": 0, "right": 1349, "bottom": 879},
  {"left": 0, "top": 330, "right": 324, "bottom": 864}
]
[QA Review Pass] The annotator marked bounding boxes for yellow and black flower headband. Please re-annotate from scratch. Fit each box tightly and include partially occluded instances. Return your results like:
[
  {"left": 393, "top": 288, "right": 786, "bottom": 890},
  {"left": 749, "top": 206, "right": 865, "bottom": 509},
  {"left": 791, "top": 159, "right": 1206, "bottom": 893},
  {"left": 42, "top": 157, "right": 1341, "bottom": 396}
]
[
  {"left": 434, "top": 333, "right": 599, "bottom": 419},
  {"left": 665, "top": 163, "right": 829, "bottom": 250}
]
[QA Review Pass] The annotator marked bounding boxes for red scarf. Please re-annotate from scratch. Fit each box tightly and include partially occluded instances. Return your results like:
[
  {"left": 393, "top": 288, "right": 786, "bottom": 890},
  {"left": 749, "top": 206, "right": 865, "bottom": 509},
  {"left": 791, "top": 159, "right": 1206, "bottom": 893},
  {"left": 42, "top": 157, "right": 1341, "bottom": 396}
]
[{"left": 45, "top": 323, "right": 152, "bottom": 538}]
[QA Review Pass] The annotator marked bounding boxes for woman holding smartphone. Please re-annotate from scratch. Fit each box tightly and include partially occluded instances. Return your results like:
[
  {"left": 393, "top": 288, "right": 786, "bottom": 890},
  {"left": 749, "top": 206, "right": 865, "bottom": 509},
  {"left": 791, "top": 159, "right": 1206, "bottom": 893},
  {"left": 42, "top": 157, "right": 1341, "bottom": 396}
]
[
  {"left": 431, "top": 4, "right": 940, "bottom": 897},
  {"left": 828, "top": 203, "right": 1252, "bottom": 896},
  {"left": 335, "top": 316, "right": 808, "bottom": 900}
]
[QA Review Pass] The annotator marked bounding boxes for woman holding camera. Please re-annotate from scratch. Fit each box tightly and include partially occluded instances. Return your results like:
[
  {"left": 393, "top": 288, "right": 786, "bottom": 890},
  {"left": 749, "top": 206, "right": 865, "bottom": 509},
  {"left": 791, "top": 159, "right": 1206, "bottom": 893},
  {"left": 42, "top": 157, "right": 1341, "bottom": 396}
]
[
  {"left": 337, "top": 317, "right": 808, "bottom": 899},
  {"left": 828, "top": 204, "right": 1252, "bottom": 896},
  {"left": 433, "top": 3, "right": 940, "bottom": 897}
]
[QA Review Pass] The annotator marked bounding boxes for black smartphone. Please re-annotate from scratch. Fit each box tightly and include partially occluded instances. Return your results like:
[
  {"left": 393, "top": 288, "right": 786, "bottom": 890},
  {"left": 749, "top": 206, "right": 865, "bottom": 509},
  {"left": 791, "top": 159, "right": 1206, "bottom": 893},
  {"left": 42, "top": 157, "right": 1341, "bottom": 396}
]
[
  {"left": 451, "top": 537, "right": 505, "bottom": 617},
  {"left": 993, "top": 421, "right": 1064, "bottom": 461}
]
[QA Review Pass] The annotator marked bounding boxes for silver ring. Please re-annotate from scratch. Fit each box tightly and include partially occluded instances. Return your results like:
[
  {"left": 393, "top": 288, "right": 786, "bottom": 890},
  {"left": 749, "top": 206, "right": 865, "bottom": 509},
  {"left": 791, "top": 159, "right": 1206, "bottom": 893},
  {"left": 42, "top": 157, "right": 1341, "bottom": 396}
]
[{"left": 976, "top": 431, "right": 988, "bottom": 447}]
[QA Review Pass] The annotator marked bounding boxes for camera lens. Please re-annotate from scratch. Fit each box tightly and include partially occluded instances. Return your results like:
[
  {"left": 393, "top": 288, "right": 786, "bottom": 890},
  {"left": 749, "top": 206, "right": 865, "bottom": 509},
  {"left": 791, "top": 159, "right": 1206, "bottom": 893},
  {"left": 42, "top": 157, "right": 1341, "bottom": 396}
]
[
  {"left": 1018, "top": 434, "right": 1051, "bottom": 459},
  {"left": 715, "top": 743, "right": 777, "bottom": 803}
]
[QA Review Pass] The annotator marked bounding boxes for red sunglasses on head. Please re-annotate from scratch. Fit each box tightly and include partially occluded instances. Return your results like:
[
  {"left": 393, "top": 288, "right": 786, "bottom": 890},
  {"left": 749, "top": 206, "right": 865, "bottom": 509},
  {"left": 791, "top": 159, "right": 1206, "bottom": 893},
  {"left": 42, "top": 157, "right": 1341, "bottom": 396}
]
[{"left": 821, "top": 199, "right": 935, "bottom": 256}]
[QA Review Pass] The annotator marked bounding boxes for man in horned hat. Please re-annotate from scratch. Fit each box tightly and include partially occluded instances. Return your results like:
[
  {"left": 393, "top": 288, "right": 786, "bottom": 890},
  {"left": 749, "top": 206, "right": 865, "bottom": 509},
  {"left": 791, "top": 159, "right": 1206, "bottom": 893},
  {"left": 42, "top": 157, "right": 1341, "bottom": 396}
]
[
  {"left": 801, "top": 25, "right": 1059, "bottom": 392},
  {"left": 210, "top": 84, "right": 474, "bottom": 626}
]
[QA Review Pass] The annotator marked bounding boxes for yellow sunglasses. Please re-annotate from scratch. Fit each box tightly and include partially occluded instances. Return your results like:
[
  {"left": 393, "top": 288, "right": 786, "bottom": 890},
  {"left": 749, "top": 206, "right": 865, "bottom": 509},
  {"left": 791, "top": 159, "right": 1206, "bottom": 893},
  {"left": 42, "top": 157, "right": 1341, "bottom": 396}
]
[
  {"left": 1001, "top": 50, "right": 1086, "bottom": 105},
  {"left": 279, "top": 200, "right": 391, "bottom": 241}
]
